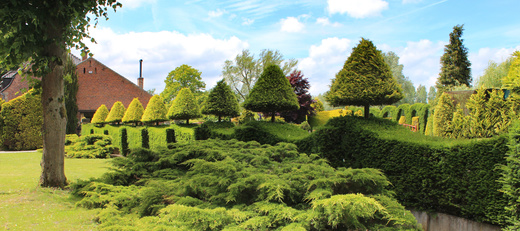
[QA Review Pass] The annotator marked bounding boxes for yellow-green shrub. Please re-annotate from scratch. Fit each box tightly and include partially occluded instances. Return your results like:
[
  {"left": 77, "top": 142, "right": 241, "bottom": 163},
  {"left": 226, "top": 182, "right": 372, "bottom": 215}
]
[
  {"left": 92, "top": 104, "right": 109, "bottom": 125},
  {"left": 0, "top": 90, "right": 42, "bottom": 150},
  {"left": 308, "top": 109, "right": 344, "bottom": 128},
  {"left": 105, "top": 101, "right": 125, "bottom": 124},
  {"left": 123, "top": 98, "right": 144, "bottom": 125},
  {"left": 398, "top": 116, "right": 406, "bottom": 125}
]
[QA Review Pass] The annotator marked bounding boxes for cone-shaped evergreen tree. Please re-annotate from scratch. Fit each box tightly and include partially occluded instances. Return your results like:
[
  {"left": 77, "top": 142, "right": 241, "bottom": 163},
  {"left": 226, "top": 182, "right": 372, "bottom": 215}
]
[
  {"left": 168, "top": 88, "right": 201, "bottom": 124},
  {"left": 201, "top": 79, "right": 240, "bottom": 122},
  {"left": 243, "top": 64, "right": 299, "bottom": 122},
  {"left": 142, "top": 95, "right": 168, "bottom": 125},
  {"left": 325, "top": 38, "right": 403, "bottom": 118},
  {"left": 105, "top": 101, "right": 126, "bottom": 124},
  {"left": 122, "top": 98, "right": 144, "bottom": 126},
  {"left": 91, "top": 104, "right": 109, "bottom": 125},
  {"left": 436, "top": 24, "right": 472, "bottom": 94},
  {"left": 432, "top": 92, "right": 454, "bottom": 137}
]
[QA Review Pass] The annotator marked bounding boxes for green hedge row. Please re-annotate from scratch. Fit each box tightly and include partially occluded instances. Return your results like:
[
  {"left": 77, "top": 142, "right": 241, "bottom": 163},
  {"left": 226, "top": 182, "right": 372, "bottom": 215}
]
[
  {"left": 81, "top": 123, "right": 194, "bottom": 152},
  {"left": 378, "top": 103, "right": 431, "bottom": 134},
  {"left": 298, "top": 116, "right": 508, "bottom": 226}
]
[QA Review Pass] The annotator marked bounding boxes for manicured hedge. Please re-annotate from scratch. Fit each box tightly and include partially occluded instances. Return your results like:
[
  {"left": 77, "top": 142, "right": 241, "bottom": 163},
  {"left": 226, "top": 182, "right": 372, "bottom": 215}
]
[
  {"left": 395, "top": 103, "right": 411, "bottom": 123},
  {"left": 299, "top": 116, "right": 509, "bottom": 226},
  {"left": 81, "top": 123, "right": 195, "bottom": 152},
  {"left": 379, "top": 105, "right": 396, "bottom": 119},
  {"left": 0, "top": 90, "right": 42, "bottom": 150}
]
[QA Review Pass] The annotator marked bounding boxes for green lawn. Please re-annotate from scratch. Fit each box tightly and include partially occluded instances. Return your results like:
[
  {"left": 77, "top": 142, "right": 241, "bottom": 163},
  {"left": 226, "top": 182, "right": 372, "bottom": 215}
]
[{"left": 0, "top": 151, "right": 110, "bottom": 230}]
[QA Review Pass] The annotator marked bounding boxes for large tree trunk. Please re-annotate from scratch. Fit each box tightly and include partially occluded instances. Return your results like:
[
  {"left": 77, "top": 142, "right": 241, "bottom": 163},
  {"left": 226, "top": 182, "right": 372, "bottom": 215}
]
[
  {"left": 39, "top": 18, "right": 67, "bottom": 188},
  {"left": 364, "top": 104, "right": 370, "bottom": 119}
]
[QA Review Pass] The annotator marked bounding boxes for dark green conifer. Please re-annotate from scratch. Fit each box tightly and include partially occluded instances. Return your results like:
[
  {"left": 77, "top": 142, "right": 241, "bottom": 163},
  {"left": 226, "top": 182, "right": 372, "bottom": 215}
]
[
  {"left": 436, "top": 24, "right": 472, "bottom": 93},
  {"left": 91, "top": 104, "right": 109, "bottom": 125},
  {"left": 168, "top": 88, "right": 201, "bottom": 124},
  {"left": 201, "top": 79, "right": 240, "bottom": 122},
  {"left": 243, "top": 64, "right": 299, "bottom": 122},
  {"left": 325, "top": 38, "right": 403, "bottom": 118},
  {"left": 105, "top": 101, "right": 125, "bottom": 124},
  {"left": 64, "top": 56, "right": 79, "bottom": 134},
  {"left": 122, "top": 98, "right": 144, "bottom": 126},
  {"left": 141, "top": 95, "right": 168, "bottom": 125}
]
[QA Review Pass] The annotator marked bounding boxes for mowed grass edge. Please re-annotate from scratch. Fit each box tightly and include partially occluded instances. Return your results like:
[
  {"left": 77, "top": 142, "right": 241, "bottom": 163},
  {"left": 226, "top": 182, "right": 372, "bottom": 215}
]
[{"left": 0, "top": 151, "right": 110, "bottom": 230}]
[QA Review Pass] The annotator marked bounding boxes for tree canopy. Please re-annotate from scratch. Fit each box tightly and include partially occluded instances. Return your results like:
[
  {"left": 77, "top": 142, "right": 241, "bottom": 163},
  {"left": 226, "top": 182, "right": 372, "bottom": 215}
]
[
  {"left": 141, "top": 95, "right": 168, "bottom": 125},
  {"left": 0, "top": 0, "right": 121, "bottom": 187},
  {"left": 279, "top": 70, "right": 315, "bottom": 123},
  {"left": 503, "top": 51, "right": 520, "bottom": 93},
  {"left": 382, "top": 51, "right": 415, "bottom": 105},
  {"left": 243, "top": 64, "right": 299, "bottom": 122},
  {"left": 436, "top": 24, "right": 472, "bottom": 93},
  {"left": 160, "top": 64, "right": 206, "bottom": 105},
  {"left": 415, "top": 85, "right": 427, "bottom": 104},
  {"left": 122, "top": 98, "right": 144, "bottom": 125},
  {"left": 167, "top": 88, "right": 201, "bottom": 124},
  {"left": 477, "top": 57, "right": 513, "bottom": 89},
  {"left": 105, "top": 101, "right": 126, "bottom": 124},
  {"left": 223, "top": 49, "right": 298, "bottom": 102},
  {"left": 326, "top": 38, "right": 403, "bottom": 118},
  {"left": 201, "top": 79, "right": 240, "bottom": 122}
]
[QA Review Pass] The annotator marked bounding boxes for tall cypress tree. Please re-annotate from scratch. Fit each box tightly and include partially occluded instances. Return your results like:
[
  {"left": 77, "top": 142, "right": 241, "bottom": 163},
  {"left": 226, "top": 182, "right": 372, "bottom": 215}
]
[
  {"left": 243, "top": 64, "right": 299, "bottom": 122},
  {"left": 436, "top": 24, "right": 472, "bottom": 94},
  {"left": 64, "top": 56, "right": 78, "bottom": 134},
  {"left": 201, "top": 79, "right": 240, "bottom": 122},
  {"left": 326, "top": 38, "right": 403, "bottom": 118}
]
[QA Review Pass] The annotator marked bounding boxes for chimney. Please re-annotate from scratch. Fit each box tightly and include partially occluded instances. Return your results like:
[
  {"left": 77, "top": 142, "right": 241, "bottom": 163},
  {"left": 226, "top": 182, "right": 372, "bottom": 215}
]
[
  {"left": 138, "top": 59, "right": 144, "bottom": 89},
  {"left": 81, "top": 54, "right": 87, "bottom": 61}
]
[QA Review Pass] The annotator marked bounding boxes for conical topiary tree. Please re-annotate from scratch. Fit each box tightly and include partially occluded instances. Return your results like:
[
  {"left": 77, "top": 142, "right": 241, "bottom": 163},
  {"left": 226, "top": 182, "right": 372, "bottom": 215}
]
[
  {"left": 201, "top": 79, "right": 240, "bottom": 122},
  {"left": 243, "top": 64, "right": 299, "bottom": 122},
  {"left": 432, "top": 92, "right": 454, "bottom": 137},
  {"left": 168, "top": 88, "right": 201, "bottom": 124},
  {"left": 142, "top": 95, "right": 168, "bottom": 125},
  {"left": 105, "top": 101, "right": 126, "bottom": 124},
  {"left": 325, "top": 38, "right": 403, "bottom": 118},
  {"left": 122, "top": 98, "right": 144, "bottom": 126},
  {"left": 91, "top": 104, "right": 109, "bottom": 126}
]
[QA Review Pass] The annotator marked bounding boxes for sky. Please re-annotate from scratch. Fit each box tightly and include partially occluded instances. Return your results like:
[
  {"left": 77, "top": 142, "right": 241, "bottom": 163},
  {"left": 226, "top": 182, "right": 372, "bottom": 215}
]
[{"left": 74, "top": 0, "right": 520, "bottom": 96}]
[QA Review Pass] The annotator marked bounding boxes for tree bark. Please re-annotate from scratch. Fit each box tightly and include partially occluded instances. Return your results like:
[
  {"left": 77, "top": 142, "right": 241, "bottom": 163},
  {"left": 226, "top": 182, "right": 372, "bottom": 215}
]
[
  {"left": 364, "top": 104, "right": 370, "bottom": 119},
  {"left": 39, "top": 18, "right": 67, "bottom": 188}
]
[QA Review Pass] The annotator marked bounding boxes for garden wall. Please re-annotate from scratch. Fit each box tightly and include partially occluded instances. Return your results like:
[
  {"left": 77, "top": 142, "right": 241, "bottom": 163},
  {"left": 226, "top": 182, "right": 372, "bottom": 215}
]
[{"left": 411, "top": 210, "right": 500, "bottom": 231}]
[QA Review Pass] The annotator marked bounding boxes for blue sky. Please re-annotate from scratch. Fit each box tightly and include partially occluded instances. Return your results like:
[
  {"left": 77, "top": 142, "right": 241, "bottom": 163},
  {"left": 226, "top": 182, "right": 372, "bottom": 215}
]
[{"left": 77, "top": 0, "right": 520, "bottom": 95}]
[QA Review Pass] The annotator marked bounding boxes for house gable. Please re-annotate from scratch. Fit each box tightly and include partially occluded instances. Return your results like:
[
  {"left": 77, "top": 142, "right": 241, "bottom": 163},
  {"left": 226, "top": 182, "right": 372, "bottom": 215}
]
[{"left": 76, "top": 57, "right": 152, "bottom": 116}]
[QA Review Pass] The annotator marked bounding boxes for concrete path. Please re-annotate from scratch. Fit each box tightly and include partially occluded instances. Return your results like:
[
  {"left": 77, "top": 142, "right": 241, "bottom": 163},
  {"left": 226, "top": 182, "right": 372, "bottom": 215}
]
[{"left": 0, "top": 150, "right": 38, "bottom": 153}]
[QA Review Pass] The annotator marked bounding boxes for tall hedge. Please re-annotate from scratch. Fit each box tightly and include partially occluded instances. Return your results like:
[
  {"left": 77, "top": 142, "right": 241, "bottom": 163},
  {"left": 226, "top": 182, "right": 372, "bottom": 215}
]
[
  {"left": 379, "top": 105, "right": 396, "bottom": 119},
  {"left": 417, "top": 104, "right": 430, "bottom": 134},
  {"left": 0, "top": 90, "right": 43, "bottom": 150},
  {"left": 105, "top": 101, "right": 126, "bottom": 124},
  {"left": 433, "top": 92, "right": 454, "bottom": 137},
  {"left": 91, "top": 104, "right": 109, "bottom": 125},
  {"left": 141, "top": 95, "right": 168, "bottom": 125},
  {"left": 395, "top": 103, "right": 411, "bottom": 123},
  {"left": 122, "top": 98, "right": 144, "bottom": 125},
  {"left": 500, "top": 120, "right": 520, "bottom": 229},
  {"left": 299, "top": 116, "right": 509, "bottom": 226},
  {"left": 168, "top": 88, "right": 201, "bottom": 124}
]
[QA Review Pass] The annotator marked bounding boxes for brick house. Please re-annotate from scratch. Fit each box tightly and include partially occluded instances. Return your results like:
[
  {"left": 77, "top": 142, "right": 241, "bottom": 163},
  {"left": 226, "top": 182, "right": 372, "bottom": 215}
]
[{"left": 0, "top": 55, "right": 152, "bottom": 121}]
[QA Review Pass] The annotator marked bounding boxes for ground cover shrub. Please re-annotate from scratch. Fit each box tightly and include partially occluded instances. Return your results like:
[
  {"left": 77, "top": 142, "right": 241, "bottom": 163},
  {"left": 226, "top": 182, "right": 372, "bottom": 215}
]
[
  {"left": 300, "top": 116, "right": 509, "bottom": 226},
  {"left": 194, "top": 121, "right": 235, "bottom": 140},
  {"left": 65, "top": 134, "right": 115, "bottom": 158},
  {"left": 71, "top": 139, "right": 421, "bottom": 230},
  {"left": 0, "top": 90, "right": 42, "bottom": 151}
]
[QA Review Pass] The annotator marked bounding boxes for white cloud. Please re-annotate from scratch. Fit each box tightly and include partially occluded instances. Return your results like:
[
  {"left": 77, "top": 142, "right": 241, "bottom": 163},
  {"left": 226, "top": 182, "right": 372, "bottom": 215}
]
[
  {"left": 119, "top": 0, "right": 156, "bottom": 9},
  {"left": 208, "top": 9, "right": 225, "bottom": 18},
  {"left": 394, "top": 39, "right": 446, "bottom": 88},
  {"left": 280, "top": 17, "right": 305, "bottom": 33},
  {"left": 242, "top": 18, "right": 255, "bottom": 26},
  {"left": 470, "top": 46, "right": 520, "bottom": 81},
  {"left": 327, "top": 0, "right": 389, "bottom": 18},
  {"left": 299, "top": 37, "right": 352, "bottom": 95},
  {"left": 316, "top": 17, "right": 342, "bottom": 27},
  {"left": 76, "top": 27, "right": 249, "bottom": 93}
]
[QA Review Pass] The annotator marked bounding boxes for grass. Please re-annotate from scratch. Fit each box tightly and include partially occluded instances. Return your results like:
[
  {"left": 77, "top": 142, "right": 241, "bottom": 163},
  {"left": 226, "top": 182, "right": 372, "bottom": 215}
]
[{"left": 0, "top": 151, "right": 110, "bottom": 230}]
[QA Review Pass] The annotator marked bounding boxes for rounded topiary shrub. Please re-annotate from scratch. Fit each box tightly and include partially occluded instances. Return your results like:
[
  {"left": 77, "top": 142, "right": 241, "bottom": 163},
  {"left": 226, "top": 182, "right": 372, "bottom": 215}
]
[
  {"left": 105, "top": 101, "right": 126, "bottom": 124},
  {"left": 0, "top": 89, "right": 42, "bottom": 151},
  {"left": 123, "top": 98, "right": 145, "bottom": 126},
  {"left": 91, "top": 104, "right": 109, "bottom": 126},
  {"left": 142, "top": 95, "right": 168, "bottom": 125}
]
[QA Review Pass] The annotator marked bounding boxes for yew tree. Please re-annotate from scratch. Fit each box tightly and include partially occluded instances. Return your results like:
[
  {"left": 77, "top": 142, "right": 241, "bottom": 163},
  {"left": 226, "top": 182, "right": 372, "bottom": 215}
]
[
  {"left": 122, "top": 98, "right": 145, "bottom": 126},
  {"left": 105, "top": 101, "right": 126, "bottom": 124},
  {"left": 168, "top": 88, "right": 201, "bottom": 124},
  {"left": 201, "top": 79, "right": 240, "bottom": 122},
  {"left": 141, "top": 95, "right": 168, "bottom": 125},
  {"left": 243, "top": 64, "right": 299, "bottom": 122},
  {"left": 0, "top": 1, "right": 121, "bottom": 187},
  {"left": 91, "top": 104, "right": 109, "bottom": 125},
  {"left": 436, "top": 24, "right": 472, "bottom": 93},
  {"left": 326, "top": 38, "right": 403, "bottom": 118}
]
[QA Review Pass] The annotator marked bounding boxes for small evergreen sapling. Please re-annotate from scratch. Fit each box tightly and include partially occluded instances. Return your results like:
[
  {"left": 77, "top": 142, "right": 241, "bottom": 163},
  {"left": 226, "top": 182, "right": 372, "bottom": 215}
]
[
  {"left": 243, "top": 64, "right": 299, "bottom": 122},
  {"left": 91, "top": 104, "right": 109, "bottom": 126},
  {"left": 141, "top": 95, "right": 168, "bottom": 125},
  {"left": 325, "top": 38, "right": 403, "bottom": 118},
  {"left": 105, "top": 101, "right": 125, "bottom": 124},
  {"left": 167, "top": 88, "right": 201, "bottom": 124},
  {"left": 201, "top": 79, "right": 240, "bottom": 122},
  {"left": 122, "top": 98, "right": 144, "bottom": 126}
]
